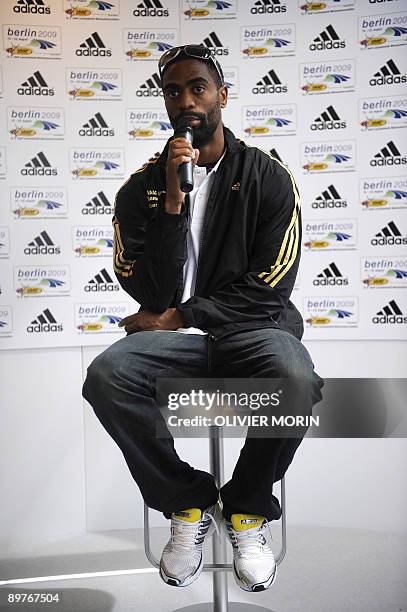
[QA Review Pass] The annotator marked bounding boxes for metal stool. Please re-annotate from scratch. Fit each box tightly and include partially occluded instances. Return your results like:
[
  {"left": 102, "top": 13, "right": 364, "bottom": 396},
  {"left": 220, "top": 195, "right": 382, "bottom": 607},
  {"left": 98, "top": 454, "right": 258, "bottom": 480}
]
[{"left": 144, "top": 426, "right": 286, "bottom": 612}]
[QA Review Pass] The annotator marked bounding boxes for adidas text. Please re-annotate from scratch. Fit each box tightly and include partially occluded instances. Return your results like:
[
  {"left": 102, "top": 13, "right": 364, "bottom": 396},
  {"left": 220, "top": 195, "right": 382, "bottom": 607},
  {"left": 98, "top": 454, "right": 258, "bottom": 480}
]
[
  {"left": 133, "top": 7, "right": 169, "bottom": 17},
  {"left": 252, "top": 84, "right": 287, "bottom": 94},
  {"left": 84, "top": 283, "right": 119, "bottom": 292},
  {"left": 370, "top": 156, "right": 407, "bottom": 167},
  {"left": 13, "top": 3, "right": 50, "bottom": 14},
  {"left": 21, "top": 167, "right": 57, "bottom": 176},
  {"left": 82, "top": 205, "right": 113, "bottom": 215},
  {"left": 371, "top": 236, "right": 407, "bottom": 246},
  {"left": 310, "top": 40, "right": 345, "bottom": 51},
  {"left": 310, "top": 120, "right": 347, "bottom": 131},
  {"left": 17, "top": 86, "right": 54, "bottom": 96},
  {"left": 79, "top": 127, "right": 115, "bottom": 137},
  {"left": 27, "top": 323, "right": 63, "bottom": 333},
  {"left": 370, "top": 74, "right": 407, "bottom": 86},
  {"left": 312, "top": 199, "right": 347, "bottom": 209},
  {"left": 76, "top": 48, "right": 111, "bottom": 57},
  {"left": 24, "top": 245, "right": 60, "bottom": 255},
  {"left": 251, "top": 4, "right": 286, "bottom": 14},
  {"left": 313, "top": 277, "right": 348, "bottom": 286}
]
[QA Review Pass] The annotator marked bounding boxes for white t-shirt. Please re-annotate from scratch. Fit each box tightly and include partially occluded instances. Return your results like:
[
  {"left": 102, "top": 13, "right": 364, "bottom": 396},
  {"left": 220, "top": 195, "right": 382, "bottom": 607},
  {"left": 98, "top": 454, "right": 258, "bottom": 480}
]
[{"left": 156, "top": 151, "right": 226, "bottom": 335}]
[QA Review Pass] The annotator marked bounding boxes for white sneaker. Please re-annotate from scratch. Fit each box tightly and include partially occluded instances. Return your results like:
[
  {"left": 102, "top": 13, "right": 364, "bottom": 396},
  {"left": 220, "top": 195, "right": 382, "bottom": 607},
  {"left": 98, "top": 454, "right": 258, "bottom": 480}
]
[
  {"left": 160, "top": 505, "right": 220, "bottom": 587},
  {"left": 224, "top": 513, "right": 277, "bottom": 592}
]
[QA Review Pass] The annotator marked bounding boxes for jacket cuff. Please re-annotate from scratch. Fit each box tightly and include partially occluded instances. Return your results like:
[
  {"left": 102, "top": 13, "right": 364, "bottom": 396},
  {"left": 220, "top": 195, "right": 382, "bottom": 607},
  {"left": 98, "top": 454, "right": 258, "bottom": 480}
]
[{"left": 176, "top": 303, "right": 197, "bottom": 327}]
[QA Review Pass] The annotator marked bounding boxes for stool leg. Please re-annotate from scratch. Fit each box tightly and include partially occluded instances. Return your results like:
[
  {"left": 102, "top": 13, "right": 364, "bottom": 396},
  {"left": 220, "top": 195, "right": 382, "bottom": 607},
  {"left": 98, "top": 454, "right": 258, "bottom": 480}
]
[{"left": 209, "top": 426, "right": 229, "bottom": 612}]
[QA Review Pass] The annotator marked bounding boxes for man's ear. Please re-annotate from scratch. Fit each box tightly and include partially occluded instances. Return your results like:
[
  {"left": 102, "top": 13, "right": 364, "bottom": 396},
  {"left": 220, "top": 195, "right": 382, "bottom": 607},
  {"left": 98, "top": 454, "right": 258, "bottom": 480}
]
[{"left": 219, "top": 85, "right": 228, "bottom": 109}]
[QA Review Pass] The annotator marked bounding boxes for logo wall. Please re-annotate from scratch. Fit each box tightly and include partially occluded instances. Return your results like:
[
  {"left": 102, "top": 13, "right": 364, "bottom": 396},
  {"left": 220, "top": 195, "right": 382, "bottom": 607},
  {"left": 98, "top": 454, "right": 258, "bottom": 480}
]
[{"left": 0, "top": 2, "right": 406, "bottom": 349}]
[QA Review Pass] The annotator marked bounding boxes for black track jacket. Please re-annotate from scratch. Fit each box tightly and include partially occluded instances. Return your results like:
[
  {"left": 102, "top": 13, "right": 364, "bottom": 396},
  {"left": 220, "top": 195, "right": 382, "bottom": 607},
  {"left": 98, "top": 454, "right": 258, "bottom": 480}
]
[{"left": 113, "top": 126, "right": 303, "bottom": 341}]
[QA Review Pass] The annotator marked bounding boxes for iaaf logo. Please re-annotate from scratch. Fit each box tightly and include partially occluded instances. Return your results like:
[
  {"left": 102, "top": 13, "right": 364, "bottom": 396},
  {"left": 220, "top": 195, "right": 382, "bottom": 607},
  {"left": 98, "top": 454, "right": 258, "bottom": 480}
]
[
  {"left": 309, "top": 24, "right": 346, "bottom": 51},
  {"left": 24, "top": 230, "right": 61, "bottom": 255},
  {"left": 361, "top": 256, "right": 407, "bottom": 288},
  {"left": 182, "top": 0, "right": 237, "bottom": 19},
  {"left": 299, "top": 0, "right": 355, "bottom": 14},
  {"left": 359, "top": 12, "right": 407, "bottom": 50},
  {"left": 67, "top": 68, "right": 122, "bottom": 101},
  {"left": 300, "top": 60, "right": 355, "bottom": 94},
  {"left": 76, "top": 32, "right": 112, "bottom": 57},
  {"left": 14, "top": 265, "right": 70, "bottom": 297},
  {"left": 12, "top": 187, "right": 67, "bottom": 219},
  {"left": 75, "top": 302, "right": 128, "bottom": 334},
  {"left": 18, "top": 70, "right": 54, "bottom": 96},
  {"left": 242, "top": 104, "right": 296, "bottom": 137},
  {"left": 27, "top": 308, "right": 63, "bottom": 333},
  {"left": 124, "top": 29, "right": 177, "bottom": 61},
  {"left": 360, "top": 95, "right": 407, "bottom": 130},
  {"left": 8, "top": 107, "right": 64, "bottom": 140},
  {"left": 252, "top": 68, "right": 287, "bottom": 95},
  {"left": 21, "top": 151, "right": 57, "bottom": 176},
  {"left": 370, "top": 59, "right": 406, "bottom": 86},
  {"left": 64, "top": 0, "right": 119, "bottom": 19},
  {"left": 0, "top": 306, "right": 12, "bottom": 337},
  {"left": 310, "top": 105, "right": 347, "bottom": 131},
  {"left": 372, "top": 299, "right": 407, "bottom": 325},
  {"left": 304, "top": 297, "right": 357, "bottom": 328},
  {"left": 360, "top": 176, "right": 407, "bottom": 210},
  {"left": 13, "top": 0, "right": 50, "bottom": 15},
  {"left": 82, "top": 190, "right": 114, "bottom": 215},
  {"left": 4, "top": 25, "right": 61, "bottom": 59},
  {"left": 133, "top": 0, "right": 169, "bottom": 18},
  {"left": 311, "top": 184, "right": 348, "bottom": 209},
  {"left": 84, "top": 268, "right": 119, "bottom": 292},
  {"left": 79, "top": 112, "right": 114, "bottom": 137},
  {"left": 72, "top": 226, "right": 113, "bottom": 256},
  {"left": 371, "top": 221, "right": 407, "bottom": 246},
  {"left": 302, "top": 140, "right": 355, "bottom": 173},
  {"left": 241, "top": 24, "right": 295, "bottom": 58},
  {"left": 303, "top": 219, "right": 356, "bottom": 250},
  {"left": 313, "top": 261, "right": 349, "bottom": 286},
  {"left": 370, "top": 140, "right": 406, "bottom": 167},
  {"left": 70, "top": 148, "right": 124, "bottom": 179},
  {"left": 250, "top": 0, "right": 286, "bottom": 14},
  {"left": 0, "top": 227, "right": 10, "bottom": 258},
  {"left": 127, "top": 109, "right": 172, "bottom": 139}
]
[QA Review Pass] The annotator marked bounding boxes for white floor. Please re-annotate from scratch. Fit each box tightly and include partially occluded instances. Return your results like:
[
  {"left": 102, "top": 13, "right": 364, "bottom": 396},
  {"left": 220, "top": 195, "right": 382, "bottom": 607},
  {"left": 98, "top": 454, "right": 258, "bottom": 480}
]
[{"left": 1, "top": 526, "right": 406, "bottom": 612}]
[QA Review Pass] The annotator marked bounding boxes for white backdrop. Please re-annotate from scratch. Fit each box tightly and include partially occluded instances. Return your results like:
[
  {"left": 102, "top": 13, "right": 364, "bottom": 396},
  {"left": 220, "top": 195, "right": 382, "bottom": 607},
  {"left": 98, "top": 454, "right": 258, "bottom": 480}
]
[{"left": 0, "top": 0, "right": 406, "bottom": 350}]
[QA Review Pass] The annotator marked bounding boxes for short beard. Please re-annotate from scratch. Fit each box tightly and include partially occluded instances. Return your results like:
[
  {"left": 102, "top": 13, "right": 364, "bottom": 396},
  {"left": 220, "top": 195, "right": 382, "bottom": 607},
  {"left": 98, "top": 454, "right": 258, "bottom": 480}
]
[{"left": 172, "top": 99, "right": 222, "bottom": 148}]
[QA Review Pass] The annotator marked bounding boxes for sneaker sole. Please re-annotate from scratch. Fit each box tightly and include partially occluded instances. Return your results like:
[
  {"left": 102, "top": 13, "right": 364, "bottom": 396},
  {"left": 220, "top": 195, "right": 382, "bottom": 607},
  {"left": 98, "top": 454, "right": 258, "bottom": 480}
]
[
  {"left": 159, "top": 553, "right": 203, "bottom": 588},
  {"left": 233, "top": 560, "right": 277, "bottom": 593}
]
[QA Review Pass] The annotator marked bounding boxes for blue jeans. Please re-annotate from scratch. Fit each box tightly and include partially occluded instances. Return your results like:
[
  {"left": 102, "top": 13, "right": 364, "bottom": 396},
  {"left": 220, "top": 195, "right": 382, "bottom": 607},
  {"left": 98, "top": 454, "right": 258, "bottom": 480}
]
[{"left": 83, "top": 328, "right": 323, "bottom": 522}]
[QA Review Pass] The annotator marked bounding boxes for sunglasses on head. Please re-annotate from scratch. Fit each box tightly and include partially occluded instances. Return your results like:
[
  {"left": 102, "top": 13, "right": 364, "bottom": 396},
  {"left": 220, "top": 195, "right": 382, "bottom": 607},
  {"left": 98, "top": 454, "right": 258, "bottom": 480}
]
[{"left": 158, "top": 44, "right": 224, "bottom": 85}]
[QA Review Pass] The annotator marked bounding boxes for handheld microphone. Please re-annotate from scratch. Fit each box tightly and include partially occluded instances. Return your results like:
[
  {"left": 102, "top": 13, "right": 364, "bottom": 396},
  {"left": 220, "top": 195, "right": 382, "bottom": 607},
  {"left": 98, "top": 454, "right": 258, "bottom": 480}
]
[{"left": 174, "top": 120, "right": 194, "bottom": 193}]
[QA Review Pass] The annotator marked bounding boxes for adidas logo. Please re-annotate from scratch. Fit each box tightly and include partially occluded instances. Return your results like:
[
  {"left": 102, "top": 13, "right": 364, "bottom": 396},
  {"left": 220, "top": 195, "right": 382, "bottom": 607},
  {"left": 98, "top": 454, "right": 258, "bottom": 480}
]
[
  {"left": 76, "top": 32, "right": 111, "bottom": 57},
  {"left": 251, "top": 0, "right": 286, "bottom": 14},
  {"left": 370, "top": 59, "right": 406, "bottom": 86},
  {"left": 202, "top": 31, "right": 229, "bottom": 56},
  {"left": 82, "top": 191, "right": 114, "bottom": 215},
  {"left": 18, "top": 70, "right": 54, "bottom": 96},
  {"left": 79, "top": 113, "right": 114, "bottom": 137},
  {"left": 21, "top": 151, "right": 57, "bottom": 176},
  {"left": 85, "top": 268, "right": 119, "bottom": 292},
  {"left": 371, "top": 221, "right": 407, "bottom": 246},
  {"left": 27, "top": 308, "right": 62, "bottom": 333},
  {"left": 313, "top": 262, "right": 348, "bottom": 286},
  {"left": 310, "top": 105, "right": 346, "bottom": 131},
  {"left": 24, "top": 230, "right": 60, "bottom": 255},
  {"left": 370, "top": 140, "right": 406, "bottom": 167},
  {"left": 13, "top": 0, "right": 50, "bottom": 14},
  {"left": 136, "top": 72, "right": 162, "bottom": 97},
  {"left": 252, "top": 69, "right": 287, "bottom": 94},
  {"left": 312, "top": 184, "right": 347, "bottom": 209},
  {"left": 310, "top": 25, "right": 345, "bottom": 51},
  {"left": 373, "top": 300, "right": 407, "bottom": 325},
  {"left": 133, "top": 0, "right": 169, "bottom": 17}
]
